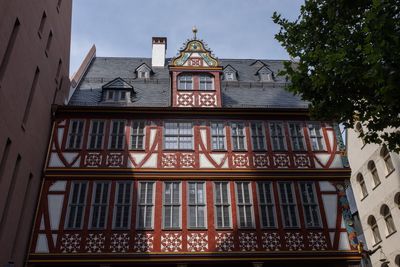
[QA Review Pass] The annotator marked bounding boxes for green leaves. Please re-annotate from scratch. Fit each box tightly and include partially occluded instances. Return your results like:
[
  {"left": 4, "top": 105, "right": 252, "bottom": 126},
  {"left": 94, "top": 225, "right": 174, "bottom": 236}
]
[{"left": 274, "top": 0, "right": 400, "bottom": 152}]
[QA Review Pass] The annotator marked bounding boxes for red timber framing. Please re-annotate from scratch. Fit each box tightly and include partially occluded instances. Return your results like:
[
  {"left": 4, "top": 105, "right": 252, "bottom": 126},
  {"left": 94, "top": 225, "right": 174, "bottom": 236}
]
[{"left": 27, "top": 107, "right": 360, "bottom": 266}]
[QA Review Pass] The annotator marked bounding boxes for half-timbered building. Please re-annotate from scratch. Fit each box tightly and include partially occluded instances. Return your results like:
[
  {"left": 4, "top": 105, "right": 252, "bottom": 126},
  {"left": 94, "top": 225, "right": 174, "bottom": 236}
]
[{"left": 28, "top": 32, "right": 361, "bottom": 267}]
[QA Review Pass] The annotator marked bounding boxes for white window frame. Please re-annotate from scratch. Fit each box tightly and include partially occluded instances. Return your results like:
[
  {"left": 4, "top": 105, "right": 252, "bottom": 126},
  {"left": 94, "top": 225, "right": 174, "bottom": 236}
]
[
  {"left": 136, "top": 181, "right": 155, "bottom": 230},
  {"left": 67, "top": 120, "right": 85, "bottom": 149},
  {"left": 235, "top": 182, "right": 254, "bottom": 228},
  {"left": 257, "top": 182, "right": 276, "bottom": 228},
  {"left": 88, "top": 120, "right": 105, "bottom": 150},
  {"left": 299, "top": 182, "right": 322, "bottom": 228},
  {"left": 109, "top": 120, "right": 126, "bottom": 150},
  {"left": 224, "top": 71, "right": 235, "bottom": 81},
  {"left": 269, "top": 122, "right": 287, "bottom": 151},
  {"left": 164, "top": 122, "right": 193, "bottom": 150},
  {"left": 66, "top": 181, "right": 88, "bottom": 229},
  {"left": 307, "top": 122, "right": 325, "bottom": 151},
  {"left": 278, "top": 182, "right": 300, "bottom": 228},
  {"left": 250, "top": 121, "right": 266, "bottom": 151},
  {"left": 112, "top": 181, "right": 132, "bottom": 229},
  {"left": 230, "top": 122, "right": 247, "bottom": 151},
  {"left": 187, "top": 181, "right": 207, "bottom": 229},
  {"left": 381, "top": 147, "right": 395, "bottom": 175},
  {"left": 357, "top": 173, "right": 368, "bottom": 199},
  {"left": 178, "top": 75, "right": 193, "bottom": 90},
  {"left": 130, "top": 121, "right": 145, "bottom": 150},
  {"left": 162, "top": 181, "right": 182, "bottom": 229},
  {"left": 199, "top": 74, "right": 214, "bottom": 90},
  {"left": 211, "top": 122, "right": 226, "bottom": 150},
  {"left": 288, "top": 122, "right": 306, "bottom": 151},
  {"left": 214, "top": 181, "right": 232, "bottom": 229},
  {"left": 89, "top": 181, "right": 111, "bottom": 229}
]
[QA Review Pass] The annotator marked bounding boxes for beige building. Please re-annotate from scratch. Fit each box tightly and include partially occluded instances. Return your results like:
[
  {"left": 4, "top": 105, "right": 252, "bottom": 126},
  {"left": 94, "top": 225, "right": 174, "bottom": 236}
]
[{"left": 348, "top": 124, "right": 400, "bottom": 267}]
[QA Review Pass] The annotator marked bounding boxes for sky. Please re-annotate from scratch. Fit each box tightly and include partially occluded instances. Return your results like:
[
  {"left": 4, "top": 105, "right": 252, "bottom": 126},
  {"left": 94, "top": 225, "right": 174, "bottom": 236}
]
[{"left": 70, "top": 0, "right": 304, "bottom": 75}]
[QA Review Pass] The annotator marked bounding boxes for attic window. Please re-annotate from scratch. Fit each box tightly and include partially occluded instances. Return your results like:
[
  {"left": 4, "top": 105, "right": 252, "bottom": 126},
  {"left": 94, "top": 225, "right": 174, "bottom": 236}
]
[
  {"left": 258, "top": 66, "right": 274, "bottom": 82},
  {"left": 136, "top": 63, "right": 152, "bottom": 79},
  {"left": 138, "top": 71, "right": 149, "bottom": 79},
  {"left": 225, "top": 72, "right": 235, "bottom": 81},
  {"left": 106, "top": 90, "right": 128, "bottom": 102}
]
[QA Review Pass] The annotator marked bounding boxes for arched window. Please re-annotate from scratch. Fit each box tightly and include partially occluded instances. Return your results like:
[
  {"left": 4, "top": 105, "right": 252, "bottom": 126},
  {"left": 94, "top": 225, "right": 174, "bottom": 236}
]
[
  {"left": 199, "top": 74, "right": 214, "bottom": 90},
  {"left": 357, "top": 173, "right": 368, "bottom": 199},
  {"left": 368, "top": 161, "right": 381, "bottom": 187},
  {"left": 380, "top": 204, "right": 396, "bottom": 235},
  {"left": 381, "top": 147, "right": 395, "bottom": 175},
  {"left": 178, "top": 75, "right": 193, "bottom": 90},
  {"left": 355, "top": 122, "right": 365, "bottom": 145},
  {"left": 394, "top": 192, "right": 400, "bottom": 208},
  {"left": 395, "top": 254, "right": 400, "bottom": 267},
  {"left": 368, "top": 215, "right": 382, "bottom": 244}
]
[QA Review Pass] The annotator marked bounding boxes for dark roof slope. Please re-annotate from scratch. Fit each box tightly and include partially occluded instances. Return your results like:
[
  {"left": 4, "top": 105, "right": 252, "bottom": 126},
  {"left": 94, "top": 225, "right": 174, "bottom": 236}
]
[{"left": 68, "top": 57, "right": 308, "bottom": 109}]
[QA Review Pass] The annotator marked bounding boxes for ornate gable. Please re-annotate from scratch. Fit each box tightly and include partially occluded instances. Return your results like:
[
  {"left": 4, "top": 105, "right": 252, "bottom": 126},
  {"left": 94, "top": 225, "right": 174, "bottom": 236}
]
[{"left": 171, "top": 31, "right": 219, "bottom": 68}]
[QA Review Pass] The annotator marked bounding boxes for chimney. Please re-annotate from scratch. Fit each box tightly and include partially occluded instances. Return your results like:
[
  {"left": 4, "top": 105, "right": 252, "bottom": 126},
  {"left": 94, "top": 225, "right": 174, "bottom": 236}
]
[{"left": 151, "top": 37, "right": 167, "bottom": 67}]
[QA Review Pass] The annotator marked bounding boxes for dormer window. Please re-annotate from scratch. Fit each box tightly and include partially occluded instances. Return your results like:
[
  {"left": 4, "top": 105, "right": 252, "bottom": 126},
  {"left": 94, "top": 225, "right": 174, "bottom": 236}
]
[
  {"left": 199, "top": 74, "right": 214, "bottom": 90},
  {"left": 257, "top": 66, "right": 274, "bottom": 82},
  {"left": 223, "top": 65, "right": 238, "bottom": 81},
  {"left": 135, "top": 63, "right": 152, "bottom": 79},
  {"left": 101, "top": 77, "right": 134, "bottom": 103},
  {"left": 178, "top": 75, "right": 193, "bottom": 90}
]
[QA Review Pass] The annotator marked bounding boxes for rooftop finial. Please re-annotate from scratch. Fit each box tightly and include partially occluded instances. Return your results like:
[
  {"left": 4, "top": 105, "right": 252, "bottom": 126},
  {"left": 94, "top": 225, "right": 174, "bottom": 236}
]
[{"left": 192, "top": 26, "right": 198, "bottom": 40}]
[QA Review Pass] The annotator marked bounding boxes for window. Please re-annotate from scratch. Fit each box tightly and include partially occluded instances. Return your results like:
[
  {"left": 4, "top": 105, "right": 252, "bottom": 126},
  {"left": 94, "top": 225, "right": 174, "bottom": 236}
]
[
  {"left": 381, "top": 205, "right": 396, "bottom": 235},
  {"left": 308, "top": 123, "right": 325, "bottom": 151},
  {"left": 199, "top": 74, "right": 214, "bottom": 90},
  {"left": 67, "top": 120, "right": 84, "bottom": 149},
  {"left": 299, "top": 182, "right": 321, "bottom": 227},
  {"left": 357, "top": 173, "right": 368, "bottom": 199},
  {"left": 381, "top": 147, "right": 395, "bottom": 175},
  {"left": 113, "top": 181, "right": 132, "bottom": 229},
  {"left": 224, "top": 72, "right": 235, "bottom": 81},
  {"left": 278, "top": 182, "right": 299, "bottom": 228},
  {"left": 109, "top": 120, "right": 125, "bottom": 149},
  {"left": 38, "top": 11, "right": 47, "bottom": 37},
  {"left": 368, "top": 161, "right": 381, "bottom": 187},
  {"left": 395, "top": 192, "right": 400, "bottom": 208},
  {"left": 211, "top": 122, "right": 225, "bottom": 150},
  {"left": 90, "top": 182, "right": 110, "bottom": 229},
  {"left": 257, "top": 182, "right": 276, "bottom": 228},
  {"left": 289, "top": 122, "right": 305, "bottom": 151},
  {"left": 163, "top": 182, "right": 181, "bottom": 229},
  {"left": 178, "top": 75, "right": 193, "bottom": 90},
  {"left": 164, "top": 122, "right": 193, "bottom": 150},
  {"left": 66, "top": 182, "right": 87, "bottom": 229},
  {"left": 236, "top": 182, "right": 254, "bottom": 228},
  {"left": 231, "top": 122, "right": 246, "bottom": 150},
  {"left": 250, "top": 122, "right": 266, "bottom": 151},
  {"left": 138, "top": 71, "right": 149, "bottom": 79},
  {"left": 137, "top": 182, "right": 155, "bottom": 229},
  {"left": 88, "top": 120, "right": 105, "bottom": 149},
  {"left": 368, "top": 215, "right": 382, "bottom": 244},
  {"left": 45, "top": 30, "right": 53, "bottom": 55},
  {"left": 188, "top": 182, "right": 206, "bottom": 228},
  {"left": 106, "top": 90, "right": 128, "bottom": 102},
  {"left": 269, "top": 122, "right": 286, "bottom": 151},
  {"left": 0, "top": 18, "right": 20, "bottom": 82},
  {"left": 130, "top": 121, "right": 145, "bottom": 150},
  {"left": 214, "top": 182, "right": 231, "bottom": 228}
]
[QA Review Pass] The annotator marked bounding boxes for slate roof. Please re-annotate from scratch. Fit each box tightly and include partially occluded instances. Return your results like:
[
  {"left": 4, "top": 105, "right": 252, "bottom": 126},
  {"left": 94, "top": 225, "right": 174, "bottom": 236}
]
[{"left": 69, "top": 57, "right": 308, "bottom": 109}]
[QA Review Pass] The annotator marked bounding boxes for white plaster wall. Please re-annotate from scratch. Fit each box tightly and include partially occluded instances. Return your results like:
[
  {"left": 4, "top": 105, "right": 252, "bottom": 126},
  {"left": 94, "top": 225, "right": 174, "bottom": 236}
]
[{"left": 348, "top": 128, "right": 400, "bottom": 266}]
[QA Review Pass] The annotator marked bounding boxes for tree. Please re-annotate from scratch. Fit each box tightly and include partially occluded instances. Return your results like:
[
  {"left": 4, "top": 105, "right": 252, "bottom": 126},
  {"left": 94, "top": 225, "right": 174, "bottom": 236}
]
[{"left": 273, "top": 0, "right": 400, "bottom": 152}]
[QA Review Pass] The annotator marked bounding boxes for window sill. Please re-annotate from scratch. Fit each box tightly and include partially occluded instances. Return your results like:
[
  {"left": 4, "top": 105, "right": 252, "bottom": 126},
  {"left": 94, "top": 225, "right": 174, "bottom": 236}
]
[
  {"left": 136, "top": 228, "right": 154, "bottom": 231},
  {"left": 360, "top": 194, "right": 369, "bottom": 201},
  {"left": 108, "top": 148, "right": 125, "bottom": 151},
  {"left": 163, "top": 149, "right": 195, "bottom": 152},
  {"left": 386, "top": 168, "right": 395, "bottom": 178},
  {"left": 385, "top": 230, "right": 397, "bottom": 239},
  {"left": 211, "top": 149, "right": 227, "bottom": 152},
  {"left": 129, "top": 149, "right": 146, "bottom": 152},
  {"left": 252, "top": 149, "right": 268, "bottom": 152},
  {"left": 215, "top": 227, "right": 233, "bottom": 230},
  {"left": 372, "top": 182, "right": 381, "bottom": 191},
  {"left": 238, "top": 227, "right": 256, "bottom": 230},
  {"left": 232, "top": 149, "right": 247, "bottom": 152},
  {"left": 187, "top": 228, "right": 208, "bottom": 231},
  {"left": 305, "top": 226, "right": 323, "bottom": 229},
  {"left": 372, "top": 240, "right": 382, "bottom": 247},
  {"left": 86, "top": 148, "right": 104, "bottom": 151},
  {"left": 162, "top": 228, "right": 182, "bottom": 231}
]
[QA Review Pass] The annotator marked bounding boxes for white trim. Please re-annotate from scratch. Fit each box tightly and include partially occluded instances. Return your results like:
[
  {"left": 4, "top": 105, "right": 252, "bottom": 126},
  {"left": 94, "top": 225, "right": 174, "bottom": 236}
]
[
  {"left": 162, "top": 181, "right": 182, "bottom": 229},
  {"left": 235, "top": 181, "right": 255, "bottom": 229},
  {"left": 136, "top": 181, "right": 156, "bottom": 230},
  {"left": 187, "top": 181, "right": 207, "bottom": 229},
  {"left": 213, "top": 181, "right": 232, "bottom": 229}
]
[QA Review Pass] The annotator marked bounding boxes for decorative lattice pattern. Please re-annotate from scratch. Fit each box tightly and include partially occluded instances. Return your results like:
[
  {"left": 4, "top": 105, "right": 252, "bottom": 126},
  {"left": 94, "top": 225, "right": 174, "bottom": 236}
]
[
  {"left": 161, "top": 233, "right": 182, "bottom": 252},
  {"left": 273, "top": 154, "right": 290, "bottom": 168},
  {"left": 180, "top": 153, "right": 196, "bottom": 168},
  {"left": 232, "top": 154, "right": 249, "bottom": 168},
  {"left": 262, "top": 232, "right": 281, "bottom": 251},
  {"left": 85, "top": 233, "right": 105, "bottom": 253},
  {"left": 134, "top": 233, "right": 154, "bottom": 252},
  {"left": 60, "top": 233, "right": 81, "bottom": 253},
  {"left": 107, "top": 153, "right": 123, "bottom": 167},
  {"left": 199, "top": 93, "right": 217, "bottom": 107},
  {"left": 253, "top": 154, "right": 269, "bottom": 168},
  {"left": 110, "top": 233, "right": 130, "bottom": 253},
  {"left": 284, "top": 232, "right": 304, "bottom": 251},
  {"left": 161, "top": 153, "right": 178, "bottom": 168},
  {"left": 239, "top": 232, "right": 258, "bottom": 251},
  {"left": 294, "top": 154, "right": 310, "bottom": 168},
  {"left": 177, "top": 93, "right": 194, "bottom": 107},
  {"left": 215, "top": 232, "right": 234, "bottom": 252},
  {"left": 85, "top": 153, "right": 102, "bottom": 167},
  {"left": 187, "top": 233, "right": 208, "bottom": 252},
  {"left": 307, "top": 232, "right": 328, "bottom": 250}
]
